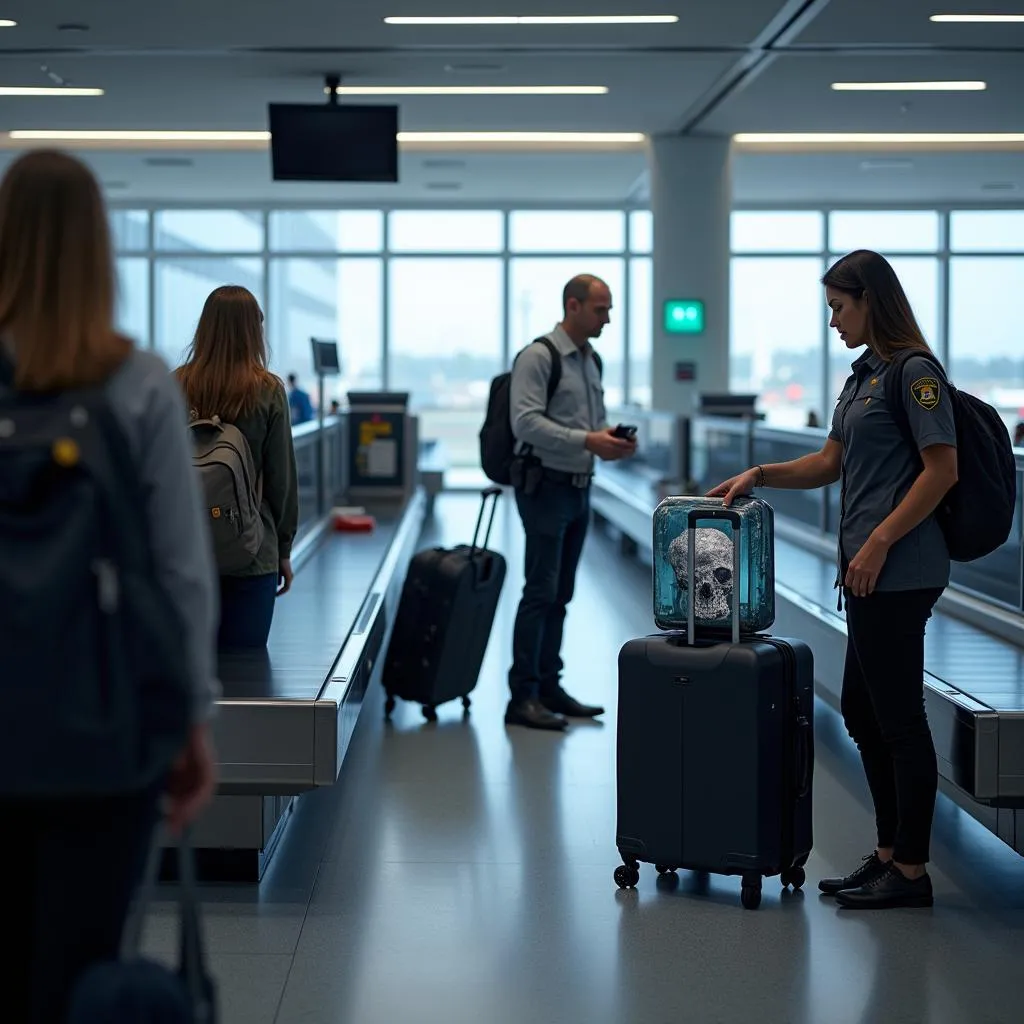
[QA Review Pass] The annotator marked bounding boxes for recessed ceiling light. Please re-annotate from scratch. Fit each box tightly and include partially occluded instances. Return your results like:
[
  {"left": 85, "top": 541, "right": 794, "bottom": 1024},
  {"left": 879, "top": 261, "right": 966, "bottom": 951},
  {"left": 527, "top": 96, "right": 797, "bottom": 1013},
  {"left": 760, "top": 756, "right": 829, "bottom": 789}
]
[
  {"left": 384, "top": 15, "right": 679, "bottom": 25},
  {"left": 7, "top": 130, "right": 272, "bottom": 143},
  {"left": 734, "top": 132, "right": 1024, "bottom": 147},
  {"left": 859, "top": 159, "right": 915, "bottom": 171},
  {"left": 831, "top": 80, "right": 986, "bottom": 91},
  {"left": 398, "top": 131, "right": 645, "bottom": 145},
  {"left": 0, "top": 87, "right": 104, "bottom": 96},
  {"left": 0, "top": 20, "right": 16, "bottom": 28},
  {"left": 930, "top": 14, "right": 1024, "bottom": 23},
  {"left": 326, "top": 85, "right": 608, "bottom": 95}
]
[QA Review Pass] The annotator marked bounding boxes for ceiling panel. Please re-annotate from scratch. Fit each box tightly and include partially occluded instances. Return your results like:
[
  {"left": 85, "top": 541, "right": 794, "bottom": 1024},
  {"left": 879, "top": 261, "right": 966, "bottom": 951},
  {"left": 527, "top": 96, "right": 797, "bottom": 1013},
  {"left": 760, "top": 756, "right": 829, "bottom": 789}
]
[
  {"left": 792, "top": 0, "right": 1024, "bottom": 48},
  {"left": 0, "top": 51, "right": 738, "bottom": 133},
  {"left": 701, "top": 52, "right": 1024, "bottom": 133},
  {"left": 0, "top": 0, "right": 788, "bottom": 50}
]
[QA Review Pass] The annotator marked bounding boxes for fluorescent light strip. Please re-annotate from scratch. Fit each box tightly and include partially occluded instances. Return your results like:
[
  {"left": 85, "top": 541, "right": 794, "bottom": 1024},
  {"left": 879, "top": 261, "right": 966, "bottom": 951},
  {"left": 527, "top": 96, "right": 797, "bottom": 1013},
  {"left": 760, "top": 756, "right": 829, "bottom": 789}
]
[
  {"left": 7, "top": 129, "right": 645, "bottom": 145},
  {"left": 930, "top": 14, "right": 1024, "bottom": 23},
  {"left": 0, "top": 87, "right": 104, "bottom": 96},
  {"left": 831, "top": 80, "right": 986, "bottom": 91},
  {"left": 734, "top": 132, "right": 1024, "bottom": 145},
  {"left": 327, "top": 85, "right": 608, "bottom": 95},
  {"left": 384, "top": 15, "right": 678, "bottom": 25},
  {"left": 0, "top": 20, "right": 15, "bottom": 28}
]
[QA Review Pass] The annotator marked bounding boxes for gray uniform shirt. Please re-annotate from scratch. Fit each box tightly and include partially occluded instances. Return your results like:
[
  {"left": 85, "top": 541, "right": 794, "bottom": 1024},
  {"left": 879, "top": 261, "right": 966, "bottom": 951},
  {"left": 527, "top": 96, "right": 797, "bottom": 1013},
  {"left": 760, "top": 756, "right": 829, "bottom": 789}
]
[
  {"left": 509, "top": 325, "right": 607, "bottom": 475},
  {"left": 829, "top": 349, "right": 957, "bottom": 592}
]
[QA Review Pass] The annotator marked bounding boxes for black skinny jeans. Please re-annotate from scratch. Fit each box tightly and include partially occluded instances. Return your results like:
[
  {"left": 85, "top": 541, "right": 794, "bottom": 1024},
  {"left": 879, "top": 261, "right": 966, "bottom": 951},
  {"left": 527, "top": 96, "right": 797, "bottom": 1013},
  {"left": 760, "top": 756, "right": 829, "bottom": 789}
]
[{"left": 841, "top": 587, "right": 943, "bottom": 865}]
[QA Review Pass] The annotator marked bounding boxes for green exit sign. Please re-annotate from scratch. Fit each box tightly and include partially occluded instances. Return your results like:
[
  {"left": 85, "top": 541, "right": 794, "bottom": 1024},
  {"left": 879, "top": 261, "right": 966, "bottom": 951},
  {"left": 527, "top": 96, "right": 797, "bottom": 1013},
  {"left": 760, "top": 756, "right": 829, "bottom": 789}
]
[{"left": 664, "top": 299, "right": 705, "bottom": 334}]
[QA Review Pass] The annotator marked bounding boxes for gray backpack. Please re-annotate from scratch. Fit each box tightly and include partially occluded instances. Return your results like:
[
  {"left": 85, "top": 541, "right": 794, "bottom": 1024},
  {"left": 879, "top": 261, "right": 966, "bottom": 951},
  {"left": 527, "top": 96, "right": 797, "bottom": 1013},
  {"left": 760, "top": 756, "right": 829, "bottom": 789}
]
[{"left": 189, "top": 417, "right": 264, "bottom": 573}]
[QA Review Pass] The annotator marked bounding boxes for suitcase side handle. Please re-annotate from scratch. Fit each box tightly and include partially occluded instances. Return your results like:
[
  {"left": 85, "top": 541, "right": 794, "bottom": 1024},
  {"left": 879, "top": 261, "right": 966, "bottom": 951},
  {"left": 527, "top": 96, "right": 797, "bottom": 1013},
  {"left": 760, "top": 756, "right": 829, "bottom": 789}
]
[
  {"left": 686, "top": 509, "right": 742, "bottom": 646},
  {"left": 794, "top": 713, "right": 813, "bottom": 798},
  {"left": 470, "top": 486, "right": 502, "bottom": 556}
]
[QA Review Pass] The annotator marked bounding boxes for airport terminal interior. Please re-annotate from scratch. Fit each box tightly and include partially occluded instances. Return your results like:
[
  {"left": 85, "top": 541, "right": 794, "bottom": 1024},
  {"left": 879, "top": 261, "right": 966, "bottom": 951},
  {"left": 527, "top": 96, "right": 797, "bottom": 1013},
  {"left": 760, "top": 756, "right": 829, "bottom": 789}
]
[{"left": 4, "top": 1, "right": 1024, "bottom": 1021}]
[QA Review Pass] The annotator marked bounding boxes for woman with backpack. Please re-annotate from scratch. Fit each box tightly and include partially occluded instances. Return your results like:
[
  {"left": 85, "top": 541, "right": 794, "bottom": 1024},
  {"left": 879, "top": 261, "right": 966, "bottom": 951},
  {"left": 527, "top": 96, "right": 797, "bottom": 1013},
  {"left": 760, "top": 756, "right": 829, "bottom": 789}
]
[
  {"left": 710, "top": 250, "right": 960, "bottom": 910},
  {"left": 175, "top": 285, "right": 299, "bottom": 648},
  {"left": 0, "top": 150, "right": 219, "bottom": 1021}
]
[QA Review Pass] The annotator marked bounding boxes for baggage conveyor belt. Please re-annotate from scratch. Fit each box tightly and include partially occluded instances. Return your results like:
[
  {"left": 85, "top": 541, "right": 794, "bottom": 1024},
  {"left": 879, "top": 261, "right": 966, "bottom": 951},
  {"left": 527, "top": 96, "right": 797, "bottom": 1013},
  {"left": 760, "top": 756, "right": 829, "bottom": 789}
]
[
  {"left": 591, "top": 468, "right": 1024, "bottom": 856},
  {"left": 177, "top": 489, "right": 428, "bottom": 880}
]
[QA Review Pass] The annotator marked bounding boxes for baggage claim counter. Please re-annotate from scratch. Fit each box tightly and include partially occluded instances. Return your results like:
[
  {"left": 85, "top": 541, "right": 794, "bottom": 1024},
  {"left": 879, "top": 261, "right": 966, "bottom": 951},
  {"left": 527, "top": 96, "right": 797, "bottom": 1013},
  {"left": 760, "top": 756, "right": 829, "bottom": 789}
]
[{"left": 179, "top": 391, "right": 427, "bottom": 881}]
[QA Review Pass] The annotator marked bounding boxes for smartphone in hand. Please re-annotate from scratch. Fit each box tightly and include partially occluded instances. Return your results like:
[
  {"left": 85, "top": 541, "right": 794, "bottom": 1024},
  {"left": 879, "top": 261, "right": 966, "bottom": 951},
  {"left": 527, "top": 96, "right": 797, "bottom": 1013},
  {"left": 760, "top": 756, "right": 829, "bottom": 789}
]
[{"left": 612, "top": 423, "right": 638, "bottom": 441}]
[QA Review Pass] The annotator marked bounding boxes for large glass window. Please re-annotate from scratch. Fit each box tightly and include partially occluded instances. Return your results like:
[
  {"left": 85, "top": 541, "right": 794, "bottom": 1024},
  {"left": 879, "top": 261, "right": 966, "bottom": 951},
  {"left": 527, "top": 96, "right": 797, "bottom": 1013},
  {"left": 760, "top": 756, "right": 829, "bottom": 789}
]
[
  {"left": 154, "top": 257, "right": 264, "bottom": 368},
  {"left": 110, "top": 210, "right": 149, "bottom": 252},
  {"left": 628, "top": 257, "right": 652, "bottom": 408},
  {"left": 508, "top": 257, "right": 626, "bottom": 408},
  {"left": 950, "top": 211, "right": 1024, "bottom": 253},
  {"left": 388, "top": 211, "right": 503, "bottom": 253},
  {"left": 731, "top": 257, "right": 826, "bottom": 428},
  {"left": 116, "top": 258, "right": 150, "bottom": 348},
  {"left": 731, "top": 212, "right": 824, "bottom": 253},
  {"left": 828, "top": 211, "right": 940, "bottom": 254},
  {"left": 268, "top": 258, "right": 384, "bottom": 408},
  {"left": 388, "top": 258, "right": 504, "bottom": 468},
  {"left": 155, "top": 210, "right": 264, "bottom": 253},
  {"left": 509, "top": 211, "right": 626, "bottom": 253},
  {"left": 629, "top": 211, "right": 653, "bottom": 254},
  {"left": 949, "top": 257, "right": 1024, "bottom": 432},
  {"left": 269, "top": 210, "right": 384, "bottom": 253}
]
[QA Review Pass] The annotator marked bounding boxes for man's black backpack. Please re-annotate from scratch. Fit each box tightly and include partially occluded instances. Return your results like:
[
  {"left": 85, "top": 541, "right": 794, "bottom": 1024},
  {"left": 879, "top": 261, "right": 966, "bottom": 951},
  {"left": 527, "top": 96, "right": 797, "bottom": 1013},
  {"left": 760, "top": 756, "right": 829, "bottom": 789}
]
[
  {"left": 0, "top": 359, "right": 193, "bottom": 798},
  {"left": 884, "top": 349, "right": 1017, "bottom": 562},
  {"left": 479, "top": 336, "right": 602, "bottom": 485}
]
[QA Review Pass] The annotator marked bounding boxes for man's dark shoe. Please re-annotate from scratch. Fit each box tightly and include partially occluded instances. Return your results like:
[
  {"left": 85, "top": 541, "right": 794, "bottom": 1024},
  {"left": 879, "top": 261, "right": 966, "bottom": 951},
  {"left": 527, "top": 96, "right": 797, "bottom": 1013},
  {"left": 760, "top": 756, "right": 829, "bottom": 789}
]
[
  {"left": 818, "top": 852, "right": 890, "bottom": 896},
  {"left": 835, "top": 864, "right": 933, "bottom": 909},
  {"left": 540, "top": 688, "right": 605, "bottom": 719},
  {"left": 505, "top": 699, "right": 568, "bottom": 731}
]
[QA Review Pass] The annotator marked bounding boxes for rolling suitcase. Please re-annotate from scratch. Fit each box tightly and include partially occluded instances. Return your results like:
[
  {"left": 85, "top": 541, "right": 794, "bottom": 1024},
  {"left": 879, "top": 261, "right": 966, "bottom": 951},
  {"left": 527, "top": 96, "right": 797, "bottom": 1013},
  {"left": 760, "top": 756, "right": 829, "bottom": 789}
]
[
  {"left": 614, "top": 506, "right": 814, "bottom": 910},
  {"left": 382, "top": 486, "right": 506, "bottom": 722}
]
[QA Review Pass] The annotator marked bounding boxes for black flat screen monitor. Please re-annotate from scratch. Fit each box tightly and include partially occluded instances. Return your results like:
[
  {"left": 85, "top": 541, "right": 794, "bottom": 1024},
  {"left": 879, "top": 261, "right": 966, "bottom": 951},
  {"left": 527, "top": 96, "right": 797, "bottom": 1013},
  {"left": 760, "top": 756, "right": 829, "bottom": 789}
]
[
  {"left": 311, "top": 338, "right": 340, "bottom": 376},
  {"left": 268, "top": 103, "right": 399, "bottom": 182}
]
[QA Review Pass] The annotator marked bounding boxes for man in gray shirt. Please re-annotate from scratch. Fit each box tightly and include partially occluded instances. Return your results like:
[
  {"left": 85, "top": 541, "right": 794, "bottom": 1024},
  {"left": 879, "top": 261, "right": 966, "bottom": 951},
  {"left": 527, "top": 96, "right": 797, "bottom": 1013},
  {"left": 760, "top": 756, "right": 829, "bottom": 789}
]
[{"left": 505, "top": 274, "right": 637, "bottom": 731}]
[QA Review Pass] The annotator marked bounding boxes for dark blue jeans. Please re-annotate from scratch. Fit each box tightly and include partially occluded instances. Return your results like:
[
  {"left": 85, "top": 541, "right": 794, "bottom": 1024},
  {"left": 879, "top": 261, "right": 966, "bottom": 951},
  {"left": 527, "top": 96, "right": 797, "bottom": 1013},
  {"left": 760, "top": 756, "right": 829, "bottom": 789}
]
[
  {"left": 508, "top": 479, "right": 590, "bottom": 703},
  {"left": 218, "top": 573, "right": 278, "bottom": 649}
]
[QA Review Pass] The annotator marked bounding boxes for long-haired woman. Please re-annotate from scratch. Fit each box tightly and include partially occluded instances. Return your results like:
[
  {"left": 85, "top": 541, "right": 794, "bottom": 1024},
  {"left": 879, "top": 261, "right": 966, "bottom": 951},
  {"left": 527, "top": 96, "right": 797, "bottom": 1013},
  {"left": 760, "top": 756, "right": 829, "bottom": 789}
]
[
  {"left": 0, "top": 149, "right": 218, "bottom": 1020},
  {"left": 711, "top": 249, "right": 958, "bottom": 909},
  {"left": 175, "top": 285, "right": 298, "bottom": 648}
]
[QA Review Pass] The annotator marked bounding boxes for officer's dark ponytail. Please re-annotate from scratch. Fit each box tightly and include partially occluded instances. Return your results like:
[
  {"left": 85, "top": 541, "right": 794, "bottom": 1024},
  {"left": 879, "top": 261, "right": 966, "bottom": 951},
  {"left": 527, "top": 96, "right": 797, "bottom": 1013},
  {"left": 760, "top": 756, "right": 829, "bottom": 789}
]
[{"left": 822, "top": 249, "right": 933, "bottom": 363}]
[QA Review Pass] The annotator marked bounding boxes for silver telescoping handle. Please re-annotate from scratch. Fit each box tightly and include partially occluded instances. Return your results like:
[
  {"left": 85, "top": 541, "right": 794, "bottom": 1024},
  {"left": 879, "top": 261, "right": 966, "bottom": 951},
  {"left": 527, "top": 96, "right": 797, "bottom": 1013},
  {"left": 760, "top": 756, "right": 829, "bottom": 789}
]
[{"left": 686, "top": 507, "right": 742, "bottom": 647}]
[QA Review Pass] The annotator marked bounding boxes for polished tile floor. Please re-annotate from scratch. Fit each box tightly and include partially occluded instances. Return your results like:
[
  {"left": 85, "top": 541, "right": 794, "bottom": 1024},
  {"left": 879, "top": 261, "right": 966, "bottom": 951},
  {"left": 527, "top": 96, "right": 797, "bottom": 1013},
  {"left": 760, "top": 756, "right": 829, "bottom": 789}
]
[{"left": 143, "top": 494, "right": 1024, "bottom": 1024}]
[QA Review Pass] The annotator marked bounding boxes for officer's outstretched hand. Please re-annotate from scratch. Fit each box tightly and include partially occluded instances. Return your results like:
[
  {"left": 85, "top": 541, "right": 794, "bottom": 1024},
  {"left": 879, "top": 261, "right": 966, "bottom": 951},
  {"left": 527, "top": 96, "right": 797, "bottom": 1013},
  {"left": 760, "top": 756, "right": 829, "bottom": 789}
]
[{"left": 707, "top": 467, "right": 759, "bottom": 507}]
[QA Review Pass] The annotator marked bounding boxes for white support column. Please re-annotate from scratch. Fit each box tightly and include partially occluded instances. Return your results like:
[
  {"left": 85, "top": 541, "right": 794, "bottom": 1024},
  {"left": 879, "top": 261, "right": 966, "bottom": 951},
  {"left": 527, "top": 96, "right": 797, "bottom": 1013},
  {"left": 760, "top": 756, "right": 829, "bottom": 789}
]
[{"left": 649, "top": 135, "right": 733, "bottom": 415}]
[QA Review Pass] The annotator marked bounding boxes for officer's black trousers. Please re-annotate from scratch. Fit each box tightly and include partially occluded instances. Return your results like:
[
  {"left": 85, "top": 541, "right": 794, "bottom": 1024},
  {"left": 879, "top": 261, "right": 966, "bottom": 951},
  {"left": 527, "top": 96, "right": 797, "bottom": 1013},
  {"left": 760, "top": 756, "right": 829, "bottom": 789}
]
[{"left": 841, "top": 587, "right": 944, "bottom": 865}]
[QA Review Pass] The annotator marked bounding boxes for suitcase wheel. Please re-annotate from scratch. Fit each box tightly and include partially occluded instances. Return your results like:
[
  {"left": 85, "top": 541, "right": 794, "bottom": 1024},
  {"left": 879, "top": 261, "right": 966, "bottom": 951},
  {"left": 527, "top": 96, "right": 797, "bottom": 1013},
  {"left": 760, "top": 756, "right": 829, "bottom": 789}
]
[
  {"left": 614, "top": 863, "right": 640, "bottom": 890},
  {"left": 422, "top": 705, "right": 438, "bottom": 723},
  {"left": 655, "top": 865, "right": 678, "bottom": 877},
  {"left": 741, "top": 873, "right": 762, "bottom": 911},
  {"left": 780, "top": 866, "right": 806, "bottom": 890},
  {"left": 384, "top": 695, "right": 396, "bottom": 720}
]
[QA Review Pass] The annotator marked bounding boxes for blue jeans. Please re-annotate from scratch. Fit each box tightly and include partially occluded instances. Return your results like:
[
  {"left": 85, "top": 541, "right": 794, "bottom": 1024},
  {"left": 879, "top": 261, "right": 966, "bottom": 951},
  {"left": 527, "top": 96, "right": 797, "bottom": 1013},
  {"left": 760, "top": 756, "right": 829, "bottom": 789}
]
[
  {"left": 508, "top": 479, "right": 590, "bottom": 703},
  {"left": 218, "top": 573, "right": 278, "bottom": 649}
]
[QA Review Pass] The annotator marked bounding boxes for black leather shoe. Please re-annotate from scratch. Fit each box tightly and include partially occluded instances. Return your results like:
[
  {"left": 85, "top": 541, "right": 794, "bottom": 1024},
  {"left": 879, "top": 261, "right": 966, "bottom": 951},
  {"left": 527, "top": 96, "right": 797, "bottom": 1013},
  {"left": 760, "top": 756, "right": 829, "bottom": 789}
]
[
  {"left": 505, "top": 699, "right": 568, "bottom": 731},
  {"left": 835, "top": 864, "right": 933, "bottom": 910},
  {"left": 818, "top": 852, "right": 890, "bottom": 896},
  {"left": 540, "top": 689, "right": 605, "bottom": 719}
]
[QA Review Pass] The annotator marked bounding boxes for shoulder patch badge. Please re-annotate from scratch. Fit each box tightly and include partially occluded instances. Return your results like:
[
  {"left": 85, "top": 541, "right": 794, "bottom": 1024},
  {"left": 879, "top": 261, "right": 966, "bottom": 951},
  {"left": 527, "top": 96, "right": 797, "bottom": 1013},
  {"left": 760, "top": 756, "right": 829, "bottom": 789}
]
[{"left": 911, "top": 376, "right": 940, "bottom": 411}]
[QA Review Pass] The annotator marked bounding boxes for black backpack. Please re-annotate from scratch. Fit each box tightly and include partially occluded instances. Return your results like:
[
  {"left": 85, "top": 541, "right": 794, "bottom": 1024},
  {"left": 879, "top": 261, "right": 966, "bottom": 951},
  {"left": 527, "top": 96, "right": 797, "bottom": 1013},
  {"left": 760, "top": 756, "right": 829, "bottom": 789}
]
[
  {"left": 479, "top": 336, "right": 602, "bottom": 485},
  {"left": 0, "top": 358, "right": 193, "bottom": 798},
  {"left": 884, "top": 349, "right": 1016, "bottom": 563}
]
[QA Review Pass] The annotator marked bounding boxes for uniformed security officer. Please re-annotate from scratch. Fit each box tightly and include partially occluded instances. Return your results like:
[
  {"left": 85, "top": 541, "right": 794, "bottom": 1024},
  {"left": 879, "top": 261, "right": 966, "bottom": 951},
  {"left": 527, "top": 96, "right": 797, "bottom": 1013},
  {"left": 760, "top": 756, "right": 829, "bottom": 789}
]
[
  {"left": 505, "top": 274, "right": 637, "bottom": 731},
  {"left": 711, "top": 249, "right": 958, "bottom": 909}
]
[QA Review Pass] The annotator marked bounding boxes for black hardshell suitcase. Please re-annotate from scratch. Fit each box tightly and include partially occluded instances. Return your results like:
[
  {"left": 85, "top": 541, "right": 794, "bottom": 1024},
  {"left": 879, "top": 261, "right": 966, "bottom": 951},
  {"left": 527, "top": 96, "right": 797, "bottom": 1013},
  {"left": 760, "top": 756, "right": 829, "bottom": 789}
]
[
  {"left": 382, "top": 487, "right": 506, "bottom": 722},
  {"left": 614, "top": 506, "right": 814, "bottom": 910}
]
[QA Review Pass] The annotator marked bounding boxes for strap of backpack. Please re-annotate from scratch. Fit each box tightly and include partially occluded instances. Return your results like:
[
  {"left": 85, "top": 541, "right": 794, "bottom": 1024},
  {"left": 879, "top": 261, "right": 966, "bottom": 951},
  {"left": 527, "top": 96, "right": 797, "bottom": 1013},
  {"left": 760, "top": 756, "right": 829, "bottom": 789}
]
[
  {"left": 883, "top": 349, "right": 949, "bottom": 466},
  {"left": 534, "top": 336, "right": 562, "bottom": 404}
]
